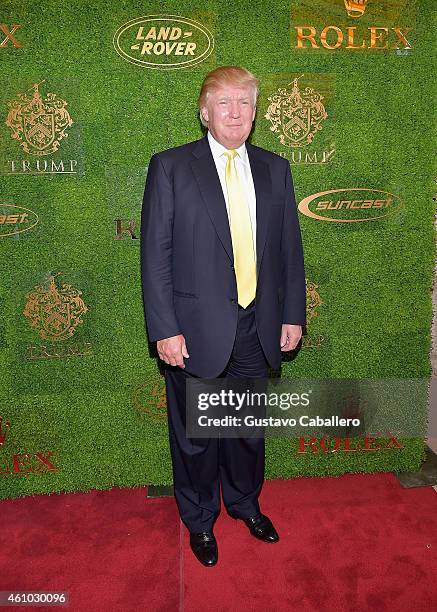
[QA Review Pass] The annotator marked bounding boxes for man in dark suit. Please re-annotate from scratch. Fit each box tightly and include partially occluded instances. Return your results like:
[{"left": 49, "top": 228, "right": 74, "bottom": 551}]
[{"left": 141, "top": 66, "right": 306, "bottom": 567}]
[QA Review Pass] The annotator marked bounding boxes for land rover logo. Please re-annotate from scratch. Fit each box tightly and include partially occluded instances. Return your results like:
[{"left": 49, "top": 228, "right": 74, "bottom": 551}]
[
  {"left": 0, "top": 204, "right": 39, "bottom": 237},
  {"left": 113, "top": 14, "right": 214, "bottom": 69},
  {"left": 298, "top": 188, "right": 403, "bottom": 222}
]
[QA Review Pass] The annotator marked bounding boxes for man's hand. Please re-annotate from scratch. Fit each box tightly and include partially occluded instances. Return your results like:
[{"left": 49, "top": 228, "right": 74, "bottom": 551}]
[
  {"left": 280, "top": 324, "right": 302, "bottom": 352},
  {"left": 157, "top": 334, "right": 189, "bottom": 368}
]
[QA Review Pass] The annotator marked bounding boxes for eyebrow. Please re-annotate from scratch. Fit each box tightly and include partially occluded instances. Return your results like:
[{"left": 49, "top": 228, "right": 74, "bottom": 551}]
[{"left": 217, "top": 95, "right": 250, "bottom": 101}]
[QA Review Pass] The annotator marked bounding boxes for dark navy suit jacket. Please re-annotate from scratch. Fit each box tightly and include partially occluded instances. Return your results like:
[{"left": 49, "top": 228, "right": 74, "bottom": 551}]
[{"left": 140, "top": 135, "right": 306, "bottom": 377}]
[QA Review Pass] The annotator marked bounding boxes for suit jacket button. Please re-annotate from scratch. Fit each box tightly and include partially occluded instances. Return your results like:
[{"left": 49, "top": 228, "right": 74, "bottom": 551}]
[{"left": 230, "top": 298, "right": 237, "bottom": 304}]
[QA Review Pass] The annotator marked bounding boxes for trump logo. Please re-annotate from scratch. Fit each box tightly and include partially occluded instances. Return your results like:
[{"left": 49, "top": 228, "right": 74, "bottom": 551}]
[
  {"left": 23, "top": 273, "right": 89, "bottom": 341},
  {"left": 6, "top": 81, "right": 73, "bottom": 156},
  {"left": 265, "top": 77, "right": 328, "bottom": 148}
]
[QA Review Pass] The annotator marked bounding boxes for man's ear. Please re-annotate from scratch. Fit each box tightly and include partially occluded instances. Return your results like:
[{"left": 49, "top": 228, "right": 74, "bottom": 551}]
[
  {"left": 252, "top": 106, "right": 257, "bottom": 121},
  {"left": 201, "top": 107, "right": 209, "bottom": 123}
]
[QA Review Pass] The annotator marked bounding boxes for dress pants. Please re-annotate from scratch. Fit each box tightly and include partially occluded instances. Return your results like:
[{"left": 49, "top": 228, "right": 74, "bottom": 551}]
[{"left": 164, "top": 301, "right": 270, "bottom": 533}]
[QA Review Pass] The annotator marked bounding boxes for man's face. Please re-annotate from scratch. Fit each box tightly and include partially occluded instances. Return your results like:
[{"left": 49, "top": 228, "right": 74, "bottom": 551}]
[{"left": 201, "top": 84, "right": 256, "bottom": 149}]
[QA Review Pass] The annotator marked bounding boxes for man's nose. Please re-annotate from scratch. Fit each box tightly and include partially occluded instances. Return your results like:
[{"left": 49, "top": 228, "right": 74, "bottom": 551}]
[{"left": 229, "top": 101, "right": 240, "bottom": 117}]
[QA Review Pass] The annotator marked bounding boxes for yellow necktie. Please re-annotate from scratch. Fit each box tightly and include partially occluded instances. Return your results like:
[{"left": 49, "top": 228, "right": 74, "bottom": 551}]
[{"left": 224, "top": 149, "right": 257, "bottom": 308}]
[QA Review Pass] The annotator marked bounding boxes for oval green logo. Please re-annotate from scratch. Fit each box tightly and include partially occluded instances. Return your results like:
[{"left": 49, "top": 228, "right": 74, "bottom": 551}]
[
  {"left": 298, "top": 188, "right": 403, "bottom": 222},
  {"left": 113, "top": 14, "right": 214, "bottom": 70},
  {"left": 0, "top": 204, "right": 39, "bottom": 237}
]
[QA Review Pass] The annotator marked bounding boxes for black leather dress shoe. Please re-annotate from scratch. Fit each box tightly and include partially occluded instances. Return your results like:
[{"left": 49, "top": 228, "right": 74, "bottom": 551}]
[
  {"left": 236, "top": 514, "right": 280, "bottom": 543},
  {"left": 189, "top": 531, "right": 218, "bottom": 566}
]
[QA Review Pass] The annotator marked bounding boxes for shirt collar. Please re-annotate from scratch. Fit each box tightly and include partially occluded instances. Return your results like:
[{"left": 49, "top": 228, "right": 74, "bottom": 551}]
[{"left": 207, "top": 131, "right": 248, "bottom": 165}]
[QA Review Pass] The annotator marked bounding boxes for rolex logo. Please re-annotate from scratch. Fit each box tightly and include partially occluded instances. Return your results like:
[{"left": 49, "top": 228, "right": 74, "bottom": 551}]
[
  {"left": 0, "top": 416, "right": 11, "bottom": 446},
  {"left": 293, "top": 0, "right": 412, "bottom": 51},
  {"left": 0, "top": 23, "right": 23, "bottom": 48},
  {"left": 343, "top": 0, "right": 369, "bottom": 19}
]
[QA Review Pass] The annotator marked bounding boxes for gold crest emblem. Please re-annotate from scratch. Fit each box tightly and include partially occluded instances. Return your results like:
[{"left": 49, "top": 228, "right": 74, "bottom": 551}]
[
  {"left": 265, "top": 76, "right": 328, "bottom": 147},
  {"left": 343, "top": 0, "right": 369, "bottom": 19},
  {"left": 23, "top": 273, "right": 88, "bottom": 341},
  {"left": 6, "top": 81, "right": 73, "bottom": 156},
  {"left": 306, "top": 279, "right": 323, "bottom": 322},
  {"left": 132, "top": 375, "right": 167, "bottom": 419}
]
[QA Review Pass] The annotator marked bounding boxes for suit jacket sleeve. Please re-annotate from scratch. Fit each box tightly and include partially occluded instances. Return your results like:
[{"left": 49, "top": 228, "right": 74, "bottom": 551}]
[
  {"left": 140, "top": 154, "right": 181, "bottom": 342},
  {"left": 281, "top": 161, "right": 306, "bottom": 326}
]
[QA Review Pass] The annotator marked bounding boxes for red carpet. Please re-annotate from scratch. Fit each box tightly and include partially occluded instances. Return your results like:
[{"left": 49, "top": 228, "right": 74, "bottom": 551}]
[
  {"left": 0, "top": 487, "right": 180, "bottom": 611},
  {"left": 1, "top": 474, "right": 436, "bottom": 611},
  {"left": 184, "top": 474, "right": 437, "bottom": 611}
]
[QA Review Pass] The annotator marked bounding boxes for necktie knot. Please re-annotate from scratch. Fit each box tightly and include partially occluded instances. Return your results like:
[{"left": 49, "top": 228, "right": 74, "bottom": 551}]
[{"left": 224, "top": 149, "right": 237, "bottom": 161}]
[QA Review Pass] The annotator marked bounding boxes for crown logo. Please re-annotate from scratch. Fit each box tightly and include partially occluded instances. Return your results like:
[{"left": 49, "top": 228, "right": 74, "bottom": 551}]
[
  {"left": 5, "top": 81, "right": 73, "bottom": 156},
  {"left": 306, "top": 279, "right": 322, "bottom": 322},
  {"left": 336, "top": 394, "right": 368, "bottom": 421},
  {"left": 265, "top": 76, "right": 328, "bottom": 148},
  {"left": 343, "top": 0, "right": 369, "bottom": 19},
  {"left": 0, "top": 416, "right": 11, "bottom": 446},
  {"left": 23, "top": 273, "right": 88, "bottom": 341}
]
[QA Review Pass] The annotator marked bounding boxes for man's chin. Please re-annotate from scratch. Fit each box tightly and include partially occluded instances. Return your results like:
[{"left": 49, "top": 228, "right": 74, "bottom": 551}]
[{"left": 223, "top": 130, "right": 249, "bottom": 143}]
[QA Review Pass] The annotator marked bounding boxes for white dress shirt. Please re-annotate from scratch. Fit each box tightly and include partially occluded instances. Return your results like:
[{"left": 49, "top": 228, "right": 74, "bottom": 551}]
[{"left": 207, "top": 131, "right": 257, "bottom": 260}]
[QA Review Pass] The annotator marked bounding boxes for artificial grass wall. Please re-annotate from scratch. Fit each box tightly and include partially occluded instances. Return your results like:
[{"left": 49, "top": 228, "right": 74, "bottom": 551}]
[{"left": 0, "top": 0, "right": 435, "bottom": 499}]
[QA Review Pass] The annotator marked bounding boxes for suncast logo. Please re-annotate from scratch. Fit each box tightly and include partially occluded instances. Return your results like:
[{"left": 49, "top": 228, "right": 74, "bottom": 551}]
[
  {"left": 113, "top": 14, "right": 214, "bottom": 70},
  {"left": 298, "top": 188, "right": 403, "bottom": 222},
  {"left": 0, "top": 204, "right": 39, "bottom": 237}
]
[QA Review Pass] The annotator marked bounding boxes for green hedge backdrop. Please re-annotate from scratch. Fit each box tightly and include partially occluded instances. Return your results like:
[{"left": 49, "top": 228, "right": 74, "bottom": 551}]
[{"left": 0, "top": 0, "right": 435, "bottom": 499}]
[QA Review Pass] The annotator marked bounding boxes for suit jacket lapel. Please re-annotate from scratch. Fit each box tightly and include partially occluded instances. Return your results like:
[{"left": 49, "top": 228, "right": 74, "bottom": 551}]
[
  {"left": 190, "top": 136, "right": 234, "bottom": 263},
  {"left": 246, "top": 142, "right": 272, "bottom": 274}
]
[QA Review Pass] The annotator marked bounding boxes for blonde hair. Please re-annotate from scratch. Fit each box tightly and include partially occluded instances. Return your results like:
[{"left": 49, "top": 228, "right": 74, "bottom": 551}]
[{"left": 198, "top": 66, "right": 259, "bottom": 127}]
